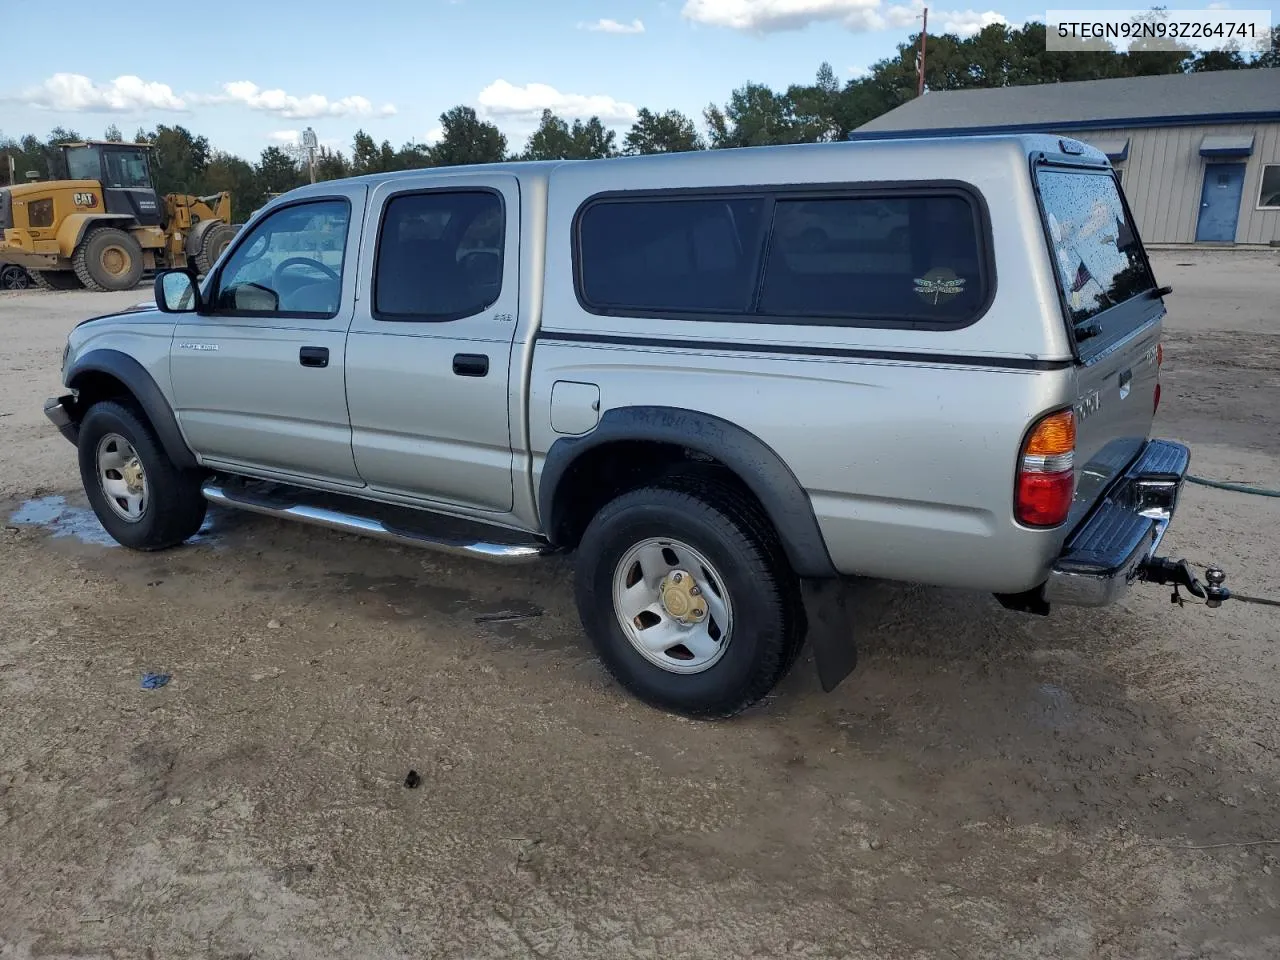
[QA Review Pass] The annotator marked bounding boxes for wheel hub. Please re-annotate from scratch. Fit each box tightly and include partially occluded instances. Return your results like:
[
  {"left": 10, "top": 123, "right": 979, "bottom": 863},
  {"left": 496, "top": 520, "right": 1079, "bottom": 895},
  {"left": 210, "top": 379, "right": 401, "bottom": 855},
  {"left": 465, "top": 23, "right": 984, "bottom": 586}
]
[
  {"left": 658, "top": 569, "right": 707, "bottom": 625},
  {"left": 123, "top": 458, "right": 145, "bottom": 492}
]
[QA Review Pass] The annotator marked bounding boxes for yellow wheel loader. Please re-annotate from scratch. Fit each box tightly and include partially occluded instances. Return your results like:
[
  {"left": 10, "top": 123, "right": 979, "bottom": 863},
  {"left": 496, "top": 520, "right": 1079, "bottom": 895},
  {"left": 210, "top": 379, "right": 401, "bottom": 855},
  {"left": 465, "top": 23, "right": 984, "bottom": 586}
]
[{"left": 0, "top": 141, "right": 238, "bottom": 292}]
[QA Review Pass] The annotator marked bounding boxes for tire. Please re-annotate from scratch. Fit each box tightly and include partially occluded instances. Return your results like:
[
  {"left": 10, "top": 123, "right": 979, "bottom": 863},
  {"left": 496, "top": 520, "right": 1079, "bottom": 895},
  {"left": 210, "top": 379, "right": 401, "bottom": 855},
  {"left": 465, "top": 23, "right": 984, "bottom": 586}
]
[
  {"left": 73, "top": 227, "right": 145, "bottom": 292},
  {"left": 30, "top": 269, "right": 83, "bottom": 291},
  {"left": 193, "top": 223, "right": 238, "bottom": 276},
  {"left": 1, "top": 264, "right": 31, "bottom": 290},
  {"left": 77, "top": 400, "right": 207, "bottom": 551},
  {"left": 574, "top": 483, "right": 802, "bottom": 718}
]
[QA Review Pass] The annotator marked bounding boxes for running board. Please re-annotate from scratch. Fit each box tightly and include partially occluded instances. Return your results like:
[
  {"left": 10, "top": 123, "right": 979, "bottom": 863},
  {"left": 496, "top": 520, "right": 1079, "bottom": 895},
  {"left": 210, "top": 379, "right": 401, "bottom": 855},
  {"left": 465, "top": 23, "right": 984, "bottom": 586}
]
[{"left": 201, "top": 479, "right": 554, "bottom": 564}]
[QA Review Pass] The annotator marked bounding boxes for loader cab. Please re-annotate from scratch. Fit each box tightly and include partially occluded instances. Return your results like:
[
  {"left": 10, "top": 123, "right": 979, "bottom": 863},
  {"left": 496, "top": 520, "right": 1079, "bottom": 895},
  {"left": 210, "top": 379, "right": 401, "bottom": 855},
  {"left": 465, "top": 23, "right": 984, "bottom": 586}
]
[{"left": 59, "top": 142, "right": 163, "bottom": 228}]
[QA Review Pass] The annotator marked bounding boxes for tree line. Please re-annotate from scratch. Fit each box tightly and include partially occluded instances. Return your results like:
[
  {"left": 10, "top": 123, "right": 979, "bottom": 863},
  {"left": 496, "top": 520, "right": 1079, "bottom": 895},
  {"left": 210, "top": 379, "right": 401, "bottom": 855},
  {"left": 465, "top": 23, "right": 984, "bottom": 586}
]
[{"left": 3, "top": 18, "right": 1276, "bottom": 221}]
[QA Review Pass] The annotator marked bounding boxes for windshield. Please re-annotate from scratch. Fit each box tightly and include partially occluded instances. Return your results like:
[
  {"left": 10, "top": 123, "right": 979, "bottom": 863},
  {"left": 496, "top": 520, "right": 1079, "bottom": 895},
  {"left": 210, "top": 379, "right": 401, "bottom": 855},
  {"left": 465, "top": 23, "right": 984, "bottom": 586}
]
[
  {"left": 102, "top": 149, "right": 152, "bottom": 189},
  {"left": 64, "top": 146, "right": 102, "bottom": 182},
  {"left": 1037, "top": 168, "right": 1156, "bottom": 335}
]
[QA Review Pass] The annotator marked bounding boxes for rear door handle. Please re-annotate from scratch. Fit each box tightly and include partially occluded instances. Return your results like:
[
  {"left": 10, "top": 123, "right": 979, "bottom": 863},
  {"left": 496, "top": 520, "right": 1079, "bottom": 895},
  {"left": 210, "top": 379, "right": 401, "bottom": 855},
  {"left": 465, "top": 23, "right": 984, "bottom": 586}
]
[
  {"left": 452, "top": 353, "right": 489, "bottom": 377},
  {"left": 299, "top": 346, "right": 329, "bottom": 368}
]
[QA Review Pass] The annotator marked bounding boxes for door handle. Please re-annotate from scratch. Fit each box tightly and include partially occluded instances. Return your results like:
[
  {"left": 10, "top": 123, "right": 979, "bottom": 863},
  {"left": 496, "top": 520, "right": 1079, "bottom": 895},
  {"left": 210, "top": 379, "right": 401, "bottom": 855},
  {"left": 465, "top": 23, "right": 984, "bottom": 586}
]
[
  {"left": 452, "top": 353, "right": 489, "bottom": 377},
  {"left": 299, "top": 346, "right": 329, "bottom": 368}
]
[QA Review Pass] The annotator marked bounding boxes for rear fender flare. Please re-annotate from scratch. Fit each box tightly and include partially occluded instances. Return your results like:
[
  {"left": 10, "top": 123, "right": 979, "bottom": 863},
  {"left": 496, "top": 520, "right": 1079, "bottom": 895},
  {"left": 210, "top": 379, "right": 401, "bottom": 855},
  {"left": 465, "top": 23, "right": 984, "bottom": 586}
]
[
  {"left": 66, "top": 348, "right": 197, "bottom": 471},
  {"left": 538, "top": 405, "right": 837, "bottom": 579}
]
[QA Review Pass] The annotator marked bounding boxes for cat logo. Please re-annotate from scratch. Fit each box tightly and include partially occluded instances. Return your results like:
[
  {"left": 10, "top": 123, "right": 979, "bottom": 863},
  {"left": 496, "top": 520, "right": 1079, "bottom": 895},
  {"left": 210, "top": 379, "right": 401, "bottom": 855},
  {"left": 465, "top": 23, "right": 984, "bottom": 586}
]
[
  {"left": 73, "top": 192, "right": 97, "bottom": 208},
  {"left": 913, "top": 267, "right": 966, "bottom": 305}
]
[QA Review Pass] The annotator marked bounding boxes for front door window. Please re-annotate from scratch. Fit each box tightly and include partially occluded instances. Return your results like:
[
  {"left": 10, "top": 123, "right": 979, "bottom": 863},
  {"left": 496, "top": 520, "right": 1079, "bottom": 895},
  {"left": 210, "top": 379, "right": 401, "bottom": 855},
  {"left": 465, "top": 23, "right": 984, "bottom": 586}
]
[{"left": 214, "top": 199, "right": 350, "bottom": 318}]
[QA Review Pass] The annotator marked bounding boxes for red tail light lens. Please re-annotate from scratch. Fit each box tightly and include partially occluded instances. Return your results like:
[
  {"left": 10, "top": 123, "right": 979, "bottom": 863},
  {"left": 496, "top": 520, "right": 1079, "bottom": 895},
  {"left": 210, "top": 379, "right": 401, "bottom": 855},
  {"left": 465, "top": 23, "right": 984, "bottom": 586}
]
[
  {"left": 1153, "top": 382, "right": 1162, "bottom": 413},
  {"left": 1015, "top": 409, "right": 1076, "bottom": 527}
]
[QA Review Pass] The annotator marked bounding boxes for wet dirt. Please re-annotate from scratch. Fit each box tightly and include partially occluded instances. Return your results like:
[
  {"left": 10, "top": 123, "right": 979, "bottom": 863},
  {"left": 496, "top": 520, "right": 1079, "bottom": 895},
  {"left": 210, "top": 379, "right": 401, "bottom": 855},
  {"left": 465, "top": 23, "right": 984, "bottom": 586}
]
[{"left": 1, "top": 255, "right": 1278, "bottom": 959}]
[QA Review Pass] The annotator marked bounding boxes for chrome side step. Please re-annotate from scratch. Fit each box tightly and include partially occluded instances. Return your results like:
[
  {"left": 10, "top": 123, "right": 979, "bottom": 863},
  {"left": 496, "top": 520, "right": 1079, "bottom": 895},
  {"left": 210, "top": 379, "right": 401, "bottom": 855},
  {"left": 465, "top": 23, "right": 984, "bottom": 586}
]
[{"left": 201, "top": 480, "right": 554, "bottom": 564}]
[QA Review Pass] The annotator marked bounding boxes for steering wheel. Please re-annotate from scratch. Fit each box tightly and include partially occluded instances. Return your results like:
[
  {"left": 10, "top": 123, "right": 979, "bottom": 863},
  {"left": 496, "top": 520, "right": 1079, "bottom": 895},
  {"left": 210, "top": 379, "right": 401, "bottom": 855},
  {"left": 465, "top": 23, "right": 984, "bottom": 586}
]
[{"left": 273, "top": 257, "right": 341, "bottom": 285}]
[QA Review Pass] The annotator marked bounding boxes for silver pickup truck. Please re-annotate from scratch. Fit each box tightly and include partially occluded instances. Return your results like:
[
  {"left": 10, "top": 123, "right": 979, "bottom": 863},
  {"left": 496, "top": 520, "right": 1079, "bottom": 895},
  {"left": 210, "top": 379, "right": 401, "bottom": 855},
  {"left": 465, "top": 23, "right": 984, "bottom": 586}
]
[{"left": 44, "top": 133, "right": 1230, "bottom": 717}]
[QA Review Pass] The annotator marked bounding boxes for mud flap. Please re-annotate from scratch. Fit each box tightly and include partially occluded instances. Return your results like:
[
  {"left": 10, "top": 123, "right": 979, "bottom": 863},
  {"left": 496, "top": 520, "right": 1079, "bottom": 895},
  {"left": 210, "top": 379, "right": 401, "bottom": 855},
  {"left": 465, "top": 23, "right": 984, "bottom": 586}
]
[{"left": 800, "top": 578, "right": 857, "bottom": 693}]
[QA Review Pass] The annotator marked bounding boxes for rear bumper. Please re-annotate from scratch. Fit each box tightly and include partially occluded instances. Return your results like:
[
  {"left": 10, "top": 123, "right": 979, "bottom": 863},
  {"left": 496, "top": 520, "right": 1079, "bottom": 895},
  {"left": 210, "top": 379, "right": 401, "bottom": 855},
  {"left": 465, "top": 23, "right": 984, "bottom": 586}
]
[
  {"left": 1044, "top": 439, "right": 1189, "bottom": 607},
  {"left": 44, "top": 395, "right": 80, "bottom": 446}
]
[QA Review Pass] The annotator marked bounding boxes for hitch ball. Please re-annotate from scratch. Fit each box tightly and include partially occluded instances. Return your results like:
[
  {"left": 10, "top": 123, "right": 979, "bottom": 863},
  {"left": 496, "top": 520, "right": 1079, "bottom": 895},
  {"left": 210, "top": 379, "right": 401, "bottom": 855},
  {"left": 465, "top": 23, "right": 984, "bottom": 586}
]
[{"left": 1204, "top": 566, "right": 1230, "bottom": 608}]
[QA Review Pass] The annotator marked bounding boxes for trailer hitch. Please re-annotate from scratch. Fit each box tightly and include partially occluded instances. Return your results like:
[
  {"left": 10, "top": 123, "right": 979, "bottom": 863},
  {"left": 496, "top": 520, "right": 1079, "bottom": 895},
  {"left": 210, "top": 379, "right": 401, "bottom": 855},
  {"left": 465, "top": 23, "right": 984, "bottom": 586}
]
[{"left": 1138, "top": 557, "right": 1231, "bottom": 608}]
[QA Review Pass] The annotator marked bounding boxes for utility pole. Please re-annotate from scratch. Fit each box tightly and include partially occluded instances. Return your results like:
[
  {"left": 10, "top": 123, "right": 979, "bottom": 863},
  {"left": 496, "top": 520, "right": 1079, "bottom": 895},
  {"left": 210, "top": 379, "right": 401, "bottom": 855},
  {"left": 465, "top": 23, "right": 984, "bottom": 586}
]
[
  {"left": 302, "top": 126, "right": 318, "bottom": 184},
  {"left": 916, "top": 7, "right": 929, "bottom": 97}
]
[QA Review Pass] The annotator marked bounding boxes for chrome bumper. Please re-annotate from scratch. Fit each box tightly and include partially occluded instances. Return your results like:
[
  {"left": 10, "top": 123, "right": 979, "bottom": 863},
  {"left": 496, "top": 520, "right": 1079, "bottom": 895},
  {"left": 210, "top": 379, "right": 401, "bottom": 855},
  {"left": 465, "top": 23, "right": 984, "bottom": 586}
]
[
  {"left": 1044, "top": 439, "right": 1189, "bottom": 607},
  {"left": 44, "top": 395, "right": 80, "bottom": 445}
]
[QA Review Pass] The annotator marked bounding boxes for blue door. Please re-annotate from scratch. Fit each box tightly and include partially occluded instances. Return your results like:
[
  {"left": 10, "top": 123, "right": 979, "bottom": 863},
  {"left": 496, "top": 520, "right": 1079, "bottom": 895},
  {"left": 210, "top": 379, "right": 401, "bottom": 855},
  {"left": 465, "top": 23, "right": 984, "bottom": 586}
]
[{"left": 1195, "top": 163, "right": 1246, "bottom": 242}]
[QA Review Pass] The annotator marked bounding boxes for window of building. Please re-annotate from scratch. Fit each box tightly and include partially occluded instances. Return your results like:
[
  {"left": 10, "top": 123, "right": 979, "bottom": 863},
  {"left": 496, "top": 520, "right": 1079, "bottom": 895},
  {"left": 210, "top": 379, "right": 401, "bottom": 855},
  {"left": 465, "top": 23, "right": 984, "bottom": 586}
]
[
  {"left": 374, "top": 190, "right": 505, "bottom": 322},
  {"left": 1259, "top": 164, "right": 1280, "bottom": 208},
  {"left": 574, "top": 189, "right": 990, "bottom": 327}
]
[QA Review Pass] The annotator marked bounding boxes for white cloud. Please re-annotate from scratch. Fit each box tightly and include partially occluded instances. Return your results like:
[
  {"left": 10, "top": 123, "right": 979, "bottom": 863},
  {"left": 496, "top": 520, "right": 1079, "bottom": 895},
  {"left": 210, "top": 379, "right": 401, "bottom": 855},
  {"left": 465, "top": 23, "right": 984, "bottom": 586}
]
[
  {"left": 423, "top": 125, "right": 445, "bottom": 146},
  {"left": 4, "top": 73, "right": 186, "bottom": 112},
  {"left": 848, "top": 64, "right": 871, "bottom": 77},
  {"left": 195, "top": 81, "right": 397, "bottom": 119},
  {"left": 477, "top": 79, "right": 639, "bottom": 124},
  {"left": 269, "top": 130, "right": 301, "bottom": 143},
  {"left": 682, "top": 0, "right": 1006, "bottom": 36},
  {"left": 580, "top": 17, "right": 646, "bottom": 33}
]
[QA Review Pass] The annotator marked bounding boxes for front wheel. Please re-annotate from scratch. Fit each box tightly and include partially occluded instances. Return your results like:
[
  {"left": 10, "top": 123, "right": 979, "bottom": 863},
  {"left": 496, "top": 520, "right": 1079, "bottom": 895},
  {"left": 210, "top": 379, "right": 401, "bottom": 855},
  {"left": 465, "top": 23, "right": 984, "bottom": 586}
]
[
  {"left": 77, "top": 400, "right": 207, "bottom": 550},
  {"left": 74, "top": 227, "right": 145, "bottom": 292},
  {"left": 574, "top": 485, "right": 802, "bottom": 718}
]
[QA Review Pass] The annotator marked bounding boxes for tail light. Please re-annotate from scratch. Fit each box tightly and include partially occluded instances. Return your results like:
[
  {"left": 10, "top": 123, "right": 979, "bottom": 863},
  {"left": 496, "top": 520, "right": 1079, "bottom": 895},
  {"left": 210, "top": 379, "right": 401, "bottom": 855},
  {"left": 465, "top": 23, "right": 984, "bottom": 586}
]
[{"left": 1015, "top": 409, "right": 1076, "bottom": 527}]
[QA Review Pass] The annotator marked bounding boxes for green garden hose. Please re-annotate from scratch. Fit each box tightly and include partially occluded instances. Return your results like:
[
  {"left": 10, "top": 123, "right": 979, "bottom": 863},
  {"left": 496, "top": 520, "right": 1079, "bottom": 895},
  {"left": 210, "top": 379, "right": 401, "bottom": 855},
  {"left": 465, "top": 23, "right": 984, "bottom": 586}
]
[{"left": 1187, "top": 476, "right": 1280, "bottom": 498}]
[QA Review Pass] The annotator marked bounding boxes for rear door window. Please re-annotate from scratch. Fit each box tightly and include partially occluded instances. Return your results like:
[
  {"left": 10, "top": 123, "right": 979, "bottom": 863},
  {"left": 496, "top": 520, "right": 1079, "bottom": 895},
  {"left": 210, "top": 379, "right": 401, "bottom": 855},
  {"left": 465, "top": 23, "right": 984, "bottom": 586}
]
[
  {"left": 373, "top": 190, "right": 505, "bottom": 322},
  {"left": 1036, "top": 168, "right": 1159, "bottom": 349}
]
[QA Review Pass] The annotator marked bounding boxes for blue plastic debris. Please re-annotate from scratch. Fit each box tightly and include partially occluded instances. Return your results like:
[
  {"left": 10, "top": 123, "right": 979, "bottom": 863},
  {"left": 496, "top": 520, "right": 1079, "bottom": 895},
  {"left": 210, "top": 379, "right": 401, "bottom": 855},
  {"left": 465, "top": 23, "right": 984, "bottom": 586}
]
[{"left": 141, "top": 673, "right": 171, "bottom": 689}]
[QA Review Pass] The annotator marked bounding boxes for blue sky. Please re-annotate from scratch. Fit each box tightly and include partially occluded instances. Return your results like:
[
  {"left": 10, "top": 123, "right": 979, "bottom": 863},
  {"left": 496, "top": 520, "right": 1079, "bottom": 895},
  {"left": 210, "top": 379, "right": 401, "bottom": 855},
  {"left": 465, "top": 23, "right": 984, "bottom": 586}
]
[{"left": 0, "top": 0, "right": 1251, "bottom": 160}]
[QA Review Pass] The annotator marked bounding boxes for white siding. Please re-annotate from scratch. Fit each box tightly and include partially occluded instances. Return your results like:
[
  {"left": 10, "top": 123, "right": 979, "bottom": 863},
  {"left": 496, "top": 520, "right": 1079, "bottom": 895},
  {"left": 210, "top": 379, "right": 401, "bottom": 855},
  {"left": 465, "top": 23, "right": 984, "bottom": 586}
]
[{"left": 1077, "top": 123, "right": 1280, "bottom": 244}]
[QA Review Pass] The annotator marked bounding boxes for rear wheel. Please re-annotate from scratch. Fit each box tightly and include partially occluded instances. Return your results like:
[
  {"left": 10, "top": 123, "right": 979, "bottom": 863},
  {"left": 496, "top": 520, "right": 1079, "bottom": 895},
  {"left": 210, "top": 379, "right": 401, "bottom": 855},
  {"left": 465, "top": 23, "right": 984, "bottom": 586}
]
[
  {"left": 193, "top": 223, "right": 238, "bottom": 275},
  {"left": 30, "top": 269, "right": 83, "bottom": 291},
  {"left": 77, "top": 400, "right": 207, "bottom": 550},
  {"left": 74, "top": 227, "right": 145, "bottom": 292},
  {"left": 574, "top": 484, "right": 802, "bottom": 718},
  {"left": 1, "top": 264, "right": 31, "bottom": 290}
]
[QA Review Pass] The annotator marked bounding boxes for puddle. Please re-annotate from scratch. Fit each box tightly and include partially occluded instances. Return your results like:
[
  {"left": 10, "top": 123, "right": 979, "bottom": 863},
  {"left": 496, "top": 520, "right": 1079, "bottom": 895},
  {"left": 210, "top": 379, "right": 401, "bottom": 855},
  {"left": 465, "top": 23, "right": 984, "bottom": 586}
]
[{"left": 8, "top": 495, "right": 233, "bottom": 548}]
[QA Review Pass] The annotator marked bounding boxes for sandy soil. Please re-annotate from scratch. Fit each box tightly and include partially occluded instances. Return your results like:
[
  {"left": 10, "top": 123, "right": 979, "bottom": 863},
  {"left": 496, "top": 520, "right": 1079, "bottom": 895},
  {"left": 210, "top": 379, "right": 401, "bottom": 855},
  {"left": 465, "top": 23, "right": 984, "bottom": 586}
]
[{"left": 1, "top": 250, "right": 1277, "bottom": 959}]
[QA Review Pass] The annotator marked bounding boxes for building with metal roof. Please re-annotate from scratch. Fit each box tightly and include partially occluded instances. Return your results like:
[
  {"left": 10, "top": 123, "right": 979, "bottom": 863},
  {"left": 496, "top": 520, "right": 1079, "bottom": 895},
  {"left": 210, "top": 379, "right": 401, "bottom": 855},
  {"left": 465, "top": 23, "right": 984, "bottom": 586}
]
[{"left": 851, "top": 69, "right": 1280, "bottom": 246}]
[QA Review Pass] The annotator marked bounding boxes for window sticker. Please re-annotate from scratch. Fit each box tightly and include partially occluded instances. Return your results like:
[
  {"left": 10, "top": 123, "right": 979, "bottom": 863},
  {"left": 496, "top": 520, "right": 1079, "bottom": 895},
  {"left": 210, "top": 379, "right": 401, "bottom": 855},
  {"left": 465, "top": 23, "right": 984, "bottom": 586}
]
[{"left": 913, "top": 267, "right": 967, "bottom": 305}]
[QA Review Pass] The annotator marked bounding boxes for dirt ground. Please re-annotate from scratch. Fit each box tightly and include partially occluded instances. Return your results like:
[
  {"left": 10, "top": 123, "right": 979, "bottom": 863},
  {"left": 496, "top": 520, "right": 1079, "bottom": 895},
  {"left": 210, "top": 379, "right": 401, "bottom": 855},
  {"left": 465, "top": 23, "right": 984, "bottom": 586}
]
[{"left": 1, "top": 250, "right": 1277, "bottom": 960}]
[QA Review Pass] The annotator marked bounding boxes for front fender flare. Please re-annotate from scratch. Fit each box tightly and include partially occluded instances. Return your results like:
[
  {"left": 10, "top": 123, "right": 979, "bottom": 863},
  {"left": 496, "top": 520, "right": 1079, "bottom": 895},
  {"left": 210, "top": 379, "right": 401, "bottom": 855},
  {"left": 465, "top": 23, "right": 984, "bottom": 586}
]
[
  {"left": 66, "top": 348, "right": 198, "bottom": 471},
  {"left": 539, "top": 405, "right": 837, "bottom": 579},
  {"left": 56, "top": 214, "right": 136, "bottom": 255}
]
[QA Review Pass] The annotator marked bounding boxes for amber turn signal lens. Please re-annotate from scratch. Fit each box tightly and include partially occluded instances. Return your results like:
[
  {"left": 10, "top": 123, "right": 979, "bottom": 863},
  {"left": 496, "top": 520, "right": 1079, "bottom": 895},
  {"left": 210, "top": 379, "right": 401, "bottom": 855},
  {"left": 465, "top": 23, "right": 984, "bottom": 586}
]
[{"left": 1023, "top": 409, "right": 1076, "bottom": 457}]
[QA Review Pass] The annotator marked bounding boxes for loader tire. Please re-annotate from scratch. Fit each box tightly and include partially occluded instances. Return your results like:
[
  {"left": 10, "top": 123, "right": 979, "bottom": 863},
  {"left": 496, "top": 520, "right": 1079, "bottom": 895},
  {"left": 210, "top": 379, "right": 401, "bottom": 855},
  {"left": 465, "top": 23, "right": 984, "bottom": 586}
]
[
  {"left": 193, "top": 223, "right": 238, "bottom": 276},
  {"left": 74, "top": 227, "right": 145, "bottom": 292},
  {"left": 30, "top": 270, "right": 83, "bottom": 291}
]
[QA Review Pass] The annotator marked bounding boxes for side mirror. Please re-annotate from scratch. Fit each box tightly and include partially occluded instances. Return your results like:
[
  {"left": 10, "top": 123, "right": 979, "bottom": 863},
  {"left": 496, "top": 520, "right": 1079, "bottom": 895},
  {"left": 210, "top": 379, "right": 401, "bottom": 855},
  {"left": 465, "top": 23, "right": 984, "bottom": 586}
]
[{"left": 154, "top": 269, "right": 201, "bottom": 313}]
